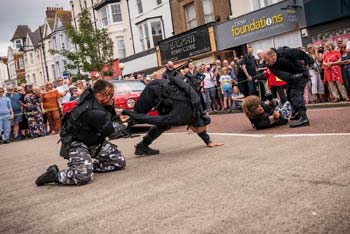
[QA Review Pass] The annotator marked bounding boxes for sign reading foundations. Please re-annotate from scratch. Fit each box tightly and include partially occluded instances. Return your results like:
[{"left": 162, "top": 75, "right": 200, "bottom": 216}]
[
  {"left": 158, "top": 25, "right": 212, "bottom": 65},
  {"left": 215, "top": 0, "right": 300, "bottom": 50}
]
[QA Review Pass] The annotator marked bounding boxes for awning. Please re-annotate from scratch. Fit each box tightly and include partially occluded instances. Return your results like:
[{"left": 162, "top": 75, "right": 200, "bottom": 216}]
[{"left": 150, "top": 61, "right": 189, "bottom": 79}]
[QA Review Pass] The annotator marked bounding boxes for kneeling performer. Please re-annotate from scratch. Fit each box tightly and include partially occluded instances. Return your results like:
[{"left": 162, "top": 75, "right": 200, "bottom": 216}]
[{"left": 35, "top": 80, "right": 128, "bottom": 186}]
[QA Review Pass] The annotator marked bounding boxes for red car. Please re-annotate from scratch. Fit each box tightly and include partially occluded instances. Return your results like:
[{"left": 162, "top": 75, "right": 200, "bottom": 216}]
[{"left": 61, "top": 79, "right": 157, "bottom": 116}]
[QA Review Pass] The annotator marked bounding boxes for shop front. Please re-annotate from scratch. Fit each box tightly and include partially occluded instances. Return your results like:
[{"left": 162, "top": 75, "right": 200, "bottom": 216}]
[
  {"left": 156, "top": 23, "right": 217, "bottom": 67},
  {"left": 215, "top": 0, "right": 305, "bottom": 57},
  {"left": 301, "top": 0, "right": 350, "bottom": 48}
]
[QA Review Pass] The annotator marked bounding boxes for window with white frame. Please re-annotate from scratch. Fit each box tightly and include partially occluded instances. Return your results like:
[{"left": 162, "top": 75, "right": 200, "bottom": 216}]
[
  {"left": 138, "top": 26, "right": 145, "bottom": 50},
  {"left": 116, "top": 37, "right": 126, "bottom": 58},
  {"left": 99, "top": 5, "right": 109, "bottom": 26},
  {"left": 203, "top": 0, "right": 214, "bottom": 23},
  {"left": 59, "top": 34, "right": 65, "bottom": 49},
  {"left": 55, "top": 61, "right": 60, "bottom": 77},
  {"left": 32, "top": 73, "right": 36, "bottom": 85},
  {"left": 51, "top": 64, "right": 56, "bottom": 79},
  {"left": 151, "top": 21, "right": 163, "bottom": 46},
  {"left": 157, "top": 0, "right": 162, "bottom": 5},
  {"left": 15, "top": 39, "right": 22, "bottom": 49},
  {"left": 185, "top": 3, "right": 196, "bottom": 30},
  {"left": 252, "top": 0, "right": 280, "bottom": 10},
  {"left": 52, "top": 36, "right": 57, "bottom": 49},
  {"left": 26, "top": 74, "right": 30, "bottom": 83},
  {"left": 30, "top": 53, "right": 34, "bottom": 64},
  {"left": 111, "top": 3, "right": 122, "bottom": 22},
  {"left": 137, "top": 0, "right": 143, "bottom": 14},
  {"left": 19, "top": 57, "right": 24, "bottom": 69}
]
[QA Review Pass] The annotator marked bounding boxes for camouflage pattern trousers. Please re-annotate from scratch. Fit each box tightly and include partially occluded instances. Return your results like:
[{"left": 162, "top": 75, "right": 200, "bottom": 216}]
[{"left": 57, "top": 141, "right": 126, "bottom": 185}]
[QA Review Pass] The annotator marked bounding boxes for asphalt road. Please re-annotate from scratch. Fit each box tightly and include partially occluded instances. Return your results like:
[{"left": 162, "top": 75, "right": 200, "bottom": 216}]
[{"left": 0, "top": 106, "right": 350, "bottom": 234}]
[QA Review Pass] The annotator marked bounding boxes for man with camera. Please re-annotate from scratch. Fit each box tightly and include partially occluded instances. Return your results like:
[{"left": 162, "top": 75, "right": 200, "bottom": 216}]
[
  {"left": 263, "top": 47, "right": 315, "bottom": 128},
  {"left": 56, "top": 77, "right": 71, "bottom": 105},
  {"left": 35, "top": 80, "right": 128, "bottom": 186}
]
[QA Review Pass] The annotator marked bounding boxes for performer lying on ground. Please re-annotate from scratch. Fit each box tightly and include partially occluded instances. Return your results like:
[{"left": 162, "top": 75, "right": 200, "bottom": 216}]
[
  {"left": 123, "top": 75, "right": 224, "bottom": 156},
  {"left": 242, "top": 94, "right": 292, "bottom": 130}
]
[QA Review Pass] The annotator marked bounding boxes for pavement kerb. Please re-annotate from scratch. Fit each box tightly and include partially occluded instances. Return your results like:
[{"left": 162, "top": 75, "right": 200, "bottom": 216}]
[{"left": 208, "top": 101, "right": 350, "bottom": 115}]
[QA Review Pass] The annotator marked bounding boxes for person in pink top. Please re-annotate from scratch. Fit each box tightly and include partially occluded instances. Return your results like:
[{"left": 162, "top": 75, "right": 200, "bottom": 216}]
[{"left": 322, "top": 42, "right": 349, "bottom": 102}]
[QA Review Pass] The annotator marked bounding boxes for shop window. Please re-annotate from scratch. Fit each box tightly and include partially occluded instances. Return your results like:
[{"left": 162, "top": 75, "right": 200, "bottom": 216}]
[
  {"left": 203, "top": 0, "right": 214, "bottom": 23},
  {"left": 116, "top": 37, "right": 126, "bottom": 58},
  {"left": 185, "top": 3, "right": 197, "bottom": 30},
  {"left": 137, "top": 0, "right": 143, "bottom": 14},
  {"left": 111, "top": 3, "right": 122, "bottom": 23}
]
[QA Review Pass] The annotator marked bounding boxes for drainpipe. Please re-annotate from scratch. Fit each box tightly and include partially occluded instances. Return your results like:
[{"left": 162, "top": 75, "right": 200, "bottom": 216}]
[
  {"left": 126, "top": 0, "right": 135, "bottom": 54},
  {"left": 169, "top": 0, "right": 175, "bottom": 35}
]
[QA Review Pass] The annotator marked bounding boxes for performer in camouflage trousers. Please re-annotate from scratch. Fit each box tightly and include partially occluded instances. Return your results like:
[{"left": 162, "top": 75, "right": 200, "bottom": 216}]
[
  {"left": 35, "top": 80, "right": 129, "bottom": 186},
  {"left": 57, "top": 141, "right": 125, "bottom": 185}
]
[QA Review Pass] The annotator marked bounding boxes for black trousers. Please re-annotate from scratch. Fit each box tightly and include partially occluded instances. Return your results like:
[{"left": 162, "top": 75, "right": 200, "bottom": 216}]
[
  {"left": 134, "top": 79, "right": 211, "bottom": 146},
  {"left": 286, "top": 77, "right": 308, "bottom": 118},
  {"left": 271, "top": 85, "right": 287, "bottom": 104}
]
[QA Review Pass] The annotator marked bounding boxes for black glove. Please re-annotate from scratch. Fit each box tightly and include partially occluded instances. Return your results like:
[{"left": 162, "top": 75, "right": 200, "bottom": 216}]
[{"left": 290, "top": 73, "right": 304, "bottom": 80}]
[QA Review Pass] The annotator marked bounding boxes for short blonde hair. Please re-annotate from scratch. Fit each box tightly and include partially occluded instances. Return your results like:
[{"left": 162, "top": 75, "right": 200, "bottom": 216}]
[{"left": 242, "top": 95, "right": 261, "bottom": 119}]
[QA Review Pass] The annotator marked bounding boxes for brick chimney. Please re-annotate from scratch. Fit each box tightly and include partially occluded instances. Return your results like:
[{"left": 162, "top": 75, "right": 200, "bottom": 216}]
[{"left": 46, "top": 7, "right": 64, "bottom": 18}]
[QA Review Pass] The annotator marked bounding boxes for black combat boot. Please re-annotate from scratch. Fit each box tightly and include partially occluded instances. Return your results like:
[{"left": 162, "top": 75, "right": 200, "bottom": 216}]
[
  {"left": 135, "top": 142, "right": 160, "bottom": 156},
  {"left": 289, "top": 116, "right": 310, "bottom": 128},
  {"left": 35, "top": 165, "right": 59, "bottom": 186},
  {"left": 290, "top": 112, "right": 300, "bottom": 121}
]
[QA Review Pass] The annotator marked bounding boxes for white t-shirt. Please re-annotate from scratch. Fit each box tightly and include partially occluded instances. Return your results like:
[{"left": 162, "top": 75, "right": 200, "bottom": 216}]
[
  {"left": 56, "top": 85, "right": 71, "bottom": 104},
  {"left": 203, "top": 72, "right": 215, "bottom": 89}
]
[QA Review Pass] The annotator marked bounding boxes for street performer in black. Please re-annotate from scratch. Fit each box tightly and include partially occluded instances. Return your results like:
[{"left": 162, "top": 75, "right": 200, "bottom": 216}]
[
  {"left": 124, "top": 74, "right": 224, "bottom": 156},
  {"left": 263, "top": 47, "right": 315, "bottom": 128},
  {"left": 35, "top": 80, "right": 128, "bottom": 186}
]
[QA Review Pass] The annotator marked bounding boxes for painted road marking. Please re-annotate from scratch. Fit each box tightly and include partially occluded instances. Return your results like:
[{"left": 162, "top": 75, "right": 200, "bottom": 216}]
[{"left": 165, "top": 132, "right": 350, "bottom": 138}]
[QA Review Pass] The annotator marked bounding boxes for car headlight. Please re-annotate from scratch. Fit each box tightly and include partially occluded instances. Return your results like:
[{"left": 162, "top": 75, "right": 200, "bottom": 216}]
[{"left": 126, "top": 98, "right": 135, "bottom": 108}]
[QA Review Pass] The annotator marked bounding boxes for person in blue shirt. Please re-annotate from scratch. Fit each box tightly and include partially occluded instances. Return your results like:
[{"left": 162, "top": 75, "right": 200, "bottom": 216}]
[
  {"left": 0, "top": 87, "right": 14, "bottom": 143},
  {"left": 6, "top": 85, "right": 22, "bottom": 140}
]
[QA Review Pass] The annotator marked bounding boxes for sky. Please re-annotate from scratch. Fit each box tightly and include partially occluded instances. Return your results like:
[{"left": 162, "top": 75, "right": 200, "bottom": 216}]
[{"left": 0, "top": 0, "right": 71, "bottom": 56}]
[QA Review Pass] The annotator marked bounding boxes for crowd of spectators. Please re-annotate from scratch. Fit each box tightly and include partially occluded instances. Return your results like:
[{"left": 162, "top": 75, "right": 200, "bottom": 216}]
[
  {"left": 0, "top": 78, "right": 88, "bottom": 144},
  {"left": 1, "top": 38, "right": 349, "bottom": 144}
]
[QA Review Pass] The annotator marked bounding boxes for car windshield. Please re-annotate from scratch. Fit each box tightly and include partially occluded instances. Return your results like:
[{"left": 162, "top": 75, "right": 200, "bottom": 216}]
[{"left": 111, "top": 80, "right": 146, "bottom": 95}]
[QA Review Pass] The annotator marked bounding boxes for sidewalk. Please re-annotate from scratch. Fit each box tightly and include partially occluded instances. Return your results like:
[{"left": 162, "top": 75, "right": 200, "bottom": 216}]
[{"left": 209, "top": 101, "right": 350, "bottom": 115}]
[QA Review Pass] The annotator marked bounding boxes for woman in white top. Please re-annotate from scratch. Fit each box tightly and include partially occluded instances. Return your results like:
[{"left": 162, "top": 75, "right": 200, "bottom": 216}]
[{"left": 203, "top": 64, "right": 217, "bottom": 113}]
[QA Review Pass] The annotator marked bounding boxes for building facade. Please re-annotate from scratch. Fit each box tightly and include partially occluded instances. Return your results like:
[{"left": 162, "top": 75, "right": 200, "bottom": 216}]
[
  {"left": 118, "top": 0, "right": 174, "bottom": 75},
  {"left": 42, "top": 8, "right": 76, "bottom": 81},
  {"left": 7, "top": 25, "right": 31, "bottom": 86},
  {"left": 0, "top": 57, "right": 9, "bottom": 88},
  {"left": 215, "top": 0, "right": 305, "bottom": 59},
  {"left": 300, "top": 0, "right": 350, "bottom": 48},
  {"left": 170, "top": 0, "right": 231, "bottom": 34},
  {"left": 23, "top": 28, "right": 46, "bottom": 86},
  {"left": 71, "top": 0, "right": 134, "bottom": 61}
]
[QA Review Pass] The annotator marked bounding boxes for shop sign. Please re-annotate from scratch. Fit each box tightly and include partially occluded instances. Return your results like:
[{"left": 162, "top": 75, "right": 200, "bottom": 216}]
[
  {"left": 215, "top": 0, "right": 300, "bottom": 50},
  {"left": 158, "top": 25, "right": 212, "bottom": 64}
]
